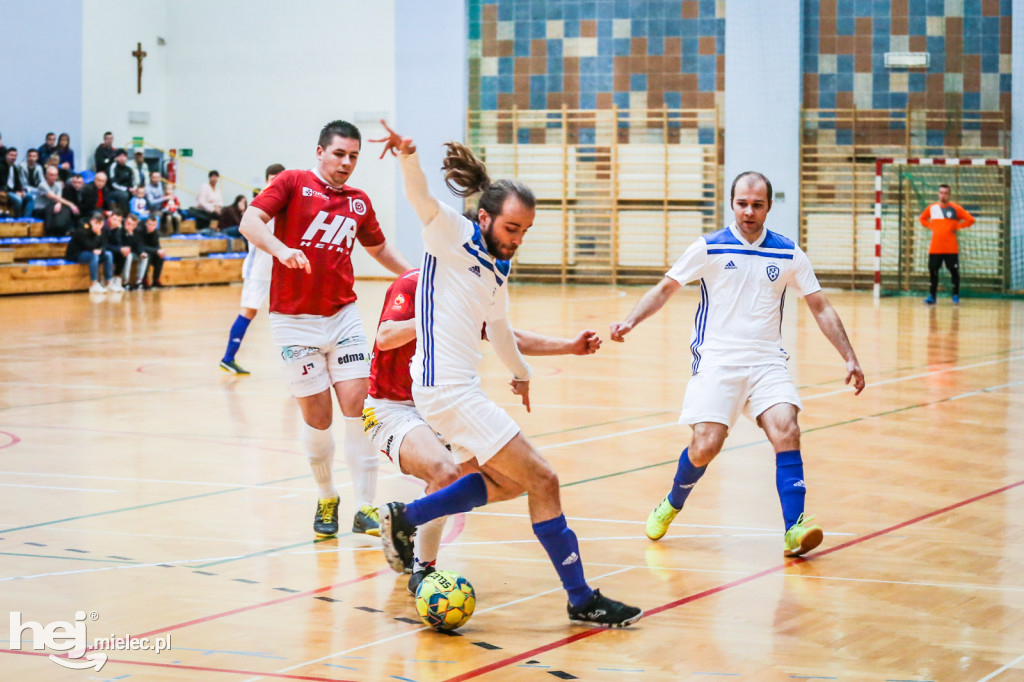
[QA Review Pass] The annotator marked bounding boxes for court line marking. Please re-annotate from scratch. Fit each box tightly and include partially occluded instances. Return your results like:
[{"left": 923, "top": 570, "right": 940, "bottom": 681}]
[
  {"left": 438, "top": 476, "right": 1024, "bottom": 682},
  {"left": 464, "top": 511, "right": 857, "bottom": 535},
  {"left": 976, "top": 651, "right": 1024, "bottom": 681},
  {"left": 0, "top": 482, "right": 117, "bottom": 493},
  {"left": 0, "top": 649, "right": 350, "bottom": 682},
  {"left": 267, "top": 567, "right": 635, "bottom": 680},
  {"left": 786, "top": 574, "right": 1024, "bottom": 594}
]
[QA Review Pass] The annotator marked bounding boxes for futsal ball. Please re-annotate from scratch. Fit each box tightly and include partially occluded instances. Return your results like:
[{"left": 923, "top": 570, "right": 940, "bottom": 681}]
[{"left": 415, "top": 570, "right": 476, "bottom": 631}]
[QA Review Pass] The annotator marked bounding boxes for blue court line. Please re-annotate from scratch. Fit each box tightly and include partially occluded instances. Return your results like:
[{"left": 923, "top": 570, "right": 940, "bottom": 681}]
[
  {"left": 323, "top": 663, "right": 359, "bottom": 671},
  {"left": 0, "top": 473, "right": 310, "bottom": 534},
  {"left": 391, "top": 676, "right": 419, "bottom": 682},
  {"left": 0, "top": 551, "right": 136, "bottom": 564},
  {"left": 517, "top": 664, "right": 551, "bottom": 668}
]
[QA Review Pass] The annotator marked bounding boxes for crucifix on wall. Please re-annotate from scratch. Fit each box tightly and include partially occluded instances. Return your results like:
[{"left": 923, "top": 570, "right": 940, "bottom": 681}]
[{"left": 132, "top": 42, "right": 147, "bottom": 94}]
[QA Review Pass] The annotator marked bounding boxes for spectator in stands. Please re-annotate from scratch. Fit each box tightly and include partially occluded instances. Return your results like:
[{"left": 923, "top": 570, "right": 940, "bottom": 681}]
[
  {"left": 215, "top": 194, "right": 246, "bottom": 237},
  {"left": 108, "top": 149, "right": 134, "bottom": 212},
  {"left": 121, "top": 213, "right": 148, "bottom": 290},
  {"left": 103, "top": 210, "right": 129, "bottom": 291},
  {"left": 37, "top": 166, "right": 79, "bottom": 236},
  {"left": 0, "top": 147, "right": 26, "bottom": 217},
  {"left": 192, "top": 170, "right": 222, "bottom": 231},
  {"left": 130, "top": 149, "right": 148, "bottom": 187},
  {"left": 38, "top": 132, "right": 57, "bottom": 161},
  {"left": 55, "top": 133, "right": 74, "bottom": 181},
  {"left": 144, "top": 170, "right": 167, "bottom": 210},
  {"left": 162, "top": 191, "right": 182, "bottom": 235},
  {"left": 130, "top": 186, "right": 150, "bottom": 220},
  {"left": 139, "top": 214, "right": 165, "bottom": 288},
  {"left": 18, "top": 148, "right": 45, "bottom": 217},
  {"left": 94, "top": 131, "right": 116, "bottom": 174},
  {"left": 66, "top": 211, "right": 116, "bottom": 293},
  {"left": 63, "top": 173, "right": 85, "bottom": 218},
  {"left": 80, "top": 171, "right": 109, "bottom": 215}
]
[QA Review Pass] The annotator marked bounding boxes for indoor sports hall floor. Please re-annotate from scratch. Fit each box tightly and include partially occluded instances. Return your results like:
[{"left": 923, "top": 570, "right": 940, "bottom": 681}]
[{"left": 1, "top": 282, "right": 1022, "bottom": 681}]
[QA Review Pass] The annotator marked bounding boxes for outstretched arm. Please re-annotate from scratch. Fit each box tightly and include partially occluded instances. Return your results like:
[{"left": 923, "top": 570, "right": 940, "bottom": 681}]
[
  {"left": 514, "top": 328, "right": 601, "bottom": 356},
  {"left": 610, "top": 276, "right": 682, "bottom": 342},
  {"left": 803, "top": 291, "right": 865, "bottom": 395},
  {"left": 372, "top": 120, "right": 441, "bottom": 227}
]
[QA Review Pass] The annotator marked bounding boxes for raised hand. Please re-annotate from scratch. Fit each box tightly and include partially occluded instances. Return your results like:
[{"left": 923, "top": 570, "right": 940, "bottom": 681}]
[{"left": 369, "top": 120, "right": 416, "bottom": 159}]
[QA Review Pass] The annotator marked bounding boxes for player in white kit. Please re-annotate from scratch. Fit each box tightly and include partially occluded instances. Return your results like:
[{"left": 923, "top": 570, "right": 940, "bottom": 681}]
[
  {"left": 239, "top": 121, "right": 412, "bottom": 539},
  {"left": 219, "top": 163, "right": 284, "bottom": 375},
  {"left": 372, "top": 121, "right": 641, "bottom": 628},
  {"left": 610, "top": 171, "right": 866, "bottom": 557}
]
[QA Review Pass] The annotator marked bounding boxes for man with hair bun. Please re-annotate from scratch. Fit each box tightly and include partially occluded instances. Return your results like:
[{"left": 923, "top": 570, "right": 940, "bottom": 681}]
[
  {"left": 611, "top": 170, "right": 865, "bottom": 558},
  {"left": 373, "top": 120, "right": 642, "bottom": 628}
]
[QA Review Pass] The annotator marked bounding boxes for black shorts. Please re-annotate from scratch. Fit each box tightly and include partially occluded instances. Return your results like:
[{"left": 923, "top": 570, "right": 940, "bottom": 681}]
[{"left": 928, "top": 253, "right": 959, "bottom": 272}]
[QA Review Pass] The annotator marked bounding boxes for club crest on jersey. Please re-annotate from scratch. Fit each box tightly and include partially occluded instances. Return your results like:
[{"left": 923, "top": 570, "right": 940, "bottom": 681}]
[
  {"left": 302, "top": 187, "right": 328, "bottom": 200},
  {"left": 392, "top": 293, "right": 406, "bottom": 309},
  {"left": 766, "top": 264, "right": 780, "bottom": 282},
  {"left": 349, "top": 197, "right": 367, "bottom": 215}
]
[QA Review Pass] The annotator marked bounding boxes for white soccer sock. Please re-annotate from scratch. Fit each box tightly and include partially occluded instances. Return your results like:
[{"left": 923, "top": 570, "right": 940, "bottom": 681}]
[
  {"left": 302, "top": 422, "right": 337, "bottom": 500},
  {"left": 344, "top": 416, "right": 378, "bottom": 510},
  {"left": 413, "top": 515, "right": 447, "bottom": 569}
]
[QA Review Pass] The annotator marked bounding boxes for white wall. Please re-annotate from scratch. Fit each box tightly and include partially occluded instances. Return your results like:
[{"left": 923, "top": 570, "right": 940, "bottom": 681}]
[
  {"left": 0, "top": 0, "right": 83, "bottom": 166},
  {"left": 723, "top": 0, "right": 803, "bottom": 240},
  {"left": 81, "top": 0, "right": 169, "bottom": 167},
  {"left": 163, "top": 0, "right": 397, "bottom": 277}
]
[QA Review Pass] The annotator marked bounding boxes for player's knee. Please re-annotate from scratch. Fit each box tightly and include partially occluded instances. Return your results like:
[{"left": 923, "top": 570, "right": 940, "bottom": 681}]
[
  {"left": 532, "top": 463, "right": 560, "bottom": 499},
  {"left": 304, "top": 415, "right": 332, "bottom": 431},
  {"left": 433, "top": 461, "right": 461, "bottom": 489},
  {"left": 688, "top": 443, "right": 720, "bottom": 467}
]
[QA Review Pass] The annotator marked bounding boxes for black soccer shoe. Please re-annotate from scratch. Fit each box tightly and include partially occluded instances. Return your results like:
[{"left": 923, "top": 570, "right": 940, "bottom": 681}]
[
  {"left": 567, "top": 589, "right": 643, "bottom": 628},
  {"left": 407, "top": 564, "right": 436, "bottom": 596},
  {"left": 379, "top": 502, "right": 415, "bottom": 573}
]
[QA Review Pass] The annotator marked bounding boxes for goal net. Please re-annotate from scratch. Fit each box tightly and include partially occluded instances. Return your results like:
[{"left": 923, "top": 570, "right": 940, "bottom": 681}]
[{"left": 875, "top": 158, "right": 1024, "bottom": 297}]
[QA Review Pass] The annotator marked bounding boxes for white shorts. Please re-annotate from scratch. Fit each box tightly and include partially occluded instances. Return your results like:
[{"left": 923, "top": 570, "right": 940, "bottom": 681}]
[
  {"left": 362, "top": 396, "right": 437, "bottom": 466},
  {"left": 679, "top": 364, "right": 802, "bottom": 428},
  {"left": 270, "top": 304, "right": 370, "bottom": 398},
  {"left": 239, "top": 277, "right": 270, "bottom": 310},
  {"left": 412, "top": 379, "right": 519, "bottom": 466}
]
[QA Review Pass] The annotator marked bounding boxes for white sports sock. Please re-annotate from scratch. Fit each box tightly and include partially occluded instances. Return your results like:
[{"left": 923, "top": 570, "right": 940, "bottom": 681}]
[
  {"left": 413, "top": 515, "right": 447, "bottom": 569},
  {"left": 344, "top": 416, "right": 378, "bottom": 509},
  {"left": 302, "top": 422, "right": 337, "bottom": 500}
]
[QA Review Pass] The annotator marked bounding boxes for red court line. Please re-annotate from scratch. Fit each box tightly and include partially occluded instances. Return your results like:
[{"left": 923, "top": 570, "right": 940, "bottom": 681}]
[
  {"left": 131, "top": 568, "right": 392, "bottom": 640},
  {"left": 0, "top": 649, "right": 351, "bottom": 681},
  {"left": 0, "top": 430, "right": 20, "bottom": 450},
  {"left": 441, "top": 477, "right": 1024, "bottom": 682}
]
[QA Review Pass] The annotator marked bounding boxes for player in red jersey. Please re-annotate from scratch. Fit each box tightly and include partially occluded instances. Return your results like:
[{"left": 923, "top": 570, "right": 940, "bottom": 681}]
[
  {"left": 363, "top": 267, "right": 603, "bottom": 593},
  {"left": 240, "top": 120, "right": 412, "bottom": 539}
]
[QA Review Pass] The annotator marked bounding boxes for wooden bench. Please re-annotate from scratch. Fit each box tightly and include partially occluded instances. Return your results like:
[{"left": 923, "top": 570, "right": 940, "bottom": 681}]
[
  {"left": 0, "top": 221, "right": 45, "bottom": 238},
  {"left": 0, "top": 254, "right": 246, "bottom": 295},
  {"left": 0, "top": 249, "right": 13, "bottom": 265}
]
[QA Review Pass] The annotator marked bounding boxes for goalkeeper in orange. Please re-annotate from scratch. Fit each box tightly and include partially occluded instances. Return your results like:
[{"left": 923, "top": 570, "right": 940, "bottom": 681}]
[{"left": 919, "top": 183, "right": 974, "bottom": 305}]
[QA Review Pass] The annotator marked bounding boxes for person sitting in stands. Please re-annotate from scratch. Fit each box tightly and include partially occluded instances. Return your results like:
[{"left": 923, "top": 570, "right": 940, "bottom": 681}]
[{"left": 66, "top": 211, "right": 116, "bottom": 294}]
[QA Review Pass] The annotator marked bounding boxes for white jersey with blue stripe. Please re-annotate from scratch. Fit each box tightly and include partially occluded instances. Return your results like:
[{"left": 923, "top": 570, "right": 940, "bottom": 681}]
[
  {"left": 666, "top": 223, "right": 821, "bottom": 372},
  {"left": 242, "top": 218, "right": 274, "bottom": 281},
  {"left": 412, "top": 202, "right": 512, "bottom": 387}
]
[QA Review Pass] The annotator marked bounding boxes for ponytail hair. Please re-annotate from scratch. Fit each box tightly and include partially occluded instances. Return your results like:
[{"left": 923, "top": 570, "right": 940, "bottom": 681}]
[{"left": 442, "top": 141, "right": 535, "bottom": 220}]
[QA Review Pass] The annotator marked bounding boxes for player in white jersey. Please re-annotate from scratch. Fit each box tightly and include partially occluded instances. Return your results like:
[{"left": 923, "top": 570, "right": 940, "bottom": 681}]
[
  {"left": 219, "top": 163, "right": 284, "bottom": 375},
  {"left": 372, "top": 121, "right": 641, "bottom": 628},
  {"left": 611, "top": 171, "right": 865, "bottom": 557}
]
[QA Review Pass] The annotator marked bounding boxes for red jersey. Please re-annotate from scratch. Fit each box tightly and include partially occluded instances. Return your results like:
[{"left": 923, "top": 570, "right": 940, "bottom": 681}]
[
  {"left": 250, "top": 168, "right": 385, "bottom": 316},
  {"left": 369, "top": 270, "right": 419, "bottom": 402}
]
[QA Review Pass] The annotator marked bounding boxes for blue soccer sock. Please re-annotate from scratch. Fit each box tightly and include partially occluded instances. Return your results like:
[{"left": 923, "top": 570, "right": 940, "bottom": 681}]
[
  {"left": 533, "top": 514, "right": 593, "bottom": 608},
  {"left": 222, "top": 315, "right": 252, "bottom": 363},
  {"left": 405, "top": 473, "right": 488, "bottom": 527},
  {"left": 666, "top": 447, "right": 706, "bottom": 509},
  {"left": 775, "top": 450, "right": 806, "bottom": 530}
]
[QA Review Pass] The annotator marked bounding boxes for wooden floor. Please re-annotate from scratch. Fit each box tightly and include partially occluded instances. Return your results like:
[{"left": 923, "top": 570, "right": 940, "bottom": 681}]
[{"left": 1, "top": 282, "right": 1023, "bottom": 682}]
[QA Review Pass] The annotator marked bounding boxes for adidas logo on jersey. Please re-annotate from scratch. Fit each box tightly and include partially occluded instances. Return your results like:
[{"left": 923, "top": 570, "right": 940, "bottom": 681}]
[
  {"left": 724, "top": 260, "right": 737, "bottom": 270},
  {"left": 562, "top": 552, "right": 579, "bottom": 566},
  {"left": 468, "top": 265, "right": 482, "bottom": 277},
  {"left": 793, "top": 480, "right": 806, "bottom": 488}
]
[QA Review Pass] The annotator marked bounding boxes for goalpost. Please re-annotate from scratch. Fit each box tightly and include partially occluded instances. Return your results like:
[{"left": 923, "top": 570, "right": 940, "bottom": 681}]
[{"left": 873, "top": 157, "right": 1024, "bottom": 298}]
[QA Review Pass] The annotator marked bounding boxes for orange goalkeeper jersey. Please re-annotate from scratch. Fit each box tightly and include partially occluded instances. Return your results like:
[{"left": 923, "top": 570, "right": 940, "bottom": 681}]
[{"left": 919, "top": 202, "right": 974, "bottom": 254}]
